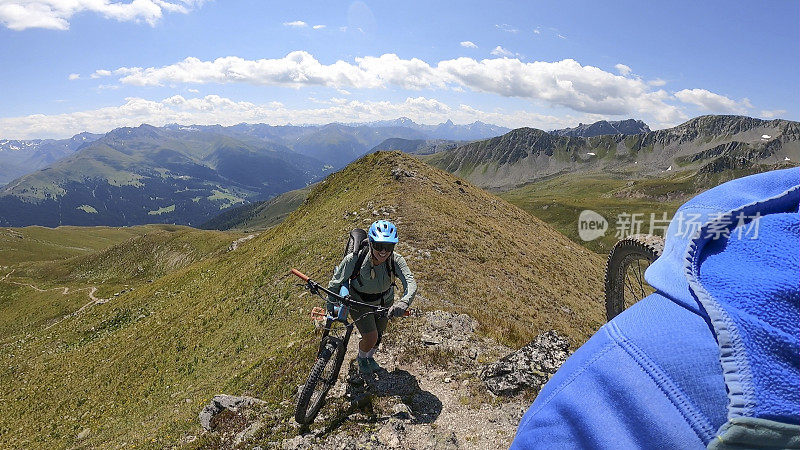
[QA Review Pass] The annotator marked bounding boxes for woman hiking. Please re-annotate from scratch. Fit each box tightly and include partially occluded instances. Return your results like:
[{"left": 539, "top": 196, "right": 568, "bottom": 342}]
[{"left": 327, "top": 220, "right": 416, "bottom": 375}]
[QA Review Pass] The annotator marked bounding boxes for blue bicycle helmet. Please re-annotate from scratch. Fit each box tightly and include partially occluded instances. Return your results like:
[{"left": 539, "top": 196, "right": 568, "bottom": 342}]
[{"left": 368, "top": 220, "right": 398, "bottom": 244}]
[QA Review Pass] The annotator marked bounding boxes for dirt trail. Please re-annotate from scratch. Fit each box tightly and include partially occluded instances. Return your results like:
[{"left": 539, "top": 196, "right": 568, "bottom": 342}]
[
  {"left": 277, "top": 308, "right": 529, "bottom": 449},
  {"left": 1, "top": 268, "right": 14, "bottom": 281},
  {"left": 1, "top": 269, "right": 112, "bottom": 331}
]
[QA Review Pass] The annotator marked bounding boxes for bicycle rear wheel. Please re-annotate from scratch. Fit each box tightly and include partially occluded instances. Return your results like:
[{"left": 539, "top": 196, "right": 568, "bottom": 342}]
[
  {"left": 295, "top": 336, "right": 347, "bottom": 424},
  {"left": 604, "top": 234, "right": 664, "bottom": 322}
]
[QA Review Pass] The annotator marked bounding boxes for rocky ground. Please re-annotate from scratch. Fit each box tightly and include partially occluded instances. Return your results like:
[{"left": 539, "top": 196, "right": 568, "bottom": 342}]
[{"left": 193, "top": 300, "right": 572, "bottom": 449}]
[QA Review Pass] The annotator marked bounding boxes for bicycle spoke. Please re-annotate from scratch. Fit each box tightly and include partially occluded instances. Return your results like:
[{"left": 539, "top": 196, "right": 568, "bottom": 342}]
[
  {"left": 624, "top": 271, "right": 637, "bottom": 305},
  {"left": 636, "top": 260, "right": 646, "bottom": 299}
]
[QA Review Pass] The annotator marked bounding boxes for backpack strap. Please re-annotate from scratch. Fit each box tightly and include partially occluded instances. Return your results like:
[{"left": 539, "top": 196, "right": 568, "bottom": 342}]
[
  {"left": 389, "top": 252, "right": 397, "bottom": 287},
  {"left": 349, "top": 247, "right": 398, "bottom": 289},
  {"left": 350, "top": 246, "right": 370, "bottom": 287}
]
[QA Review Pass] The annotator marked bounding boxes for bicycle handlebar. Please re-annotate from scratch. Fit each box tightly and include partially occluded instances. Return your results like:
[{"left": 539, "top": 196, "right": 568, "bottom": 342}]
[
  {"left": 291, "top": 268, "right": 309, "bottom": 281},
  {"left": 291, "top": 268, "right": 411, "bottom": 317}
]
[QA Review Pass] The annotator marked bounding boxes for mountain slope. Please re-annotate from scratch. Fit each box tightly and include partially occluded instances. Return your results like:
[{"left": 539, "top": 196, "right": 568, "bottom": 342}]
[
  {"left": 200, "top": 185, "right": 314, "bottom": 231},
  {"left": 0, "top": 151, "right": 604, "bottom": 447},
  {"left": 0, "top": 125, "right": 324, "bottom": 227},
  {"left": 549, "top": 119, "right": 650, "bottom": 137},
  {"left": 172, "top": 120, "right": 507, "bottom": 168},
  {"left": 0, "top": 132, "right": 101, "bottom": 186},
  {"left": 291, "top": 124, "right": 427, "bottom": 168},
  {"left": 0, "top": 226, "right": 238, "bottom": 342},
  {"left": 0, "top": 120, "right": 511, "bottom": 227},
  {"left": 0, "top": 225, "right": 163, "bottom": 266},
  {"left": 362, "top": 118, "right": 510, "bottom": 140},
  {"left": 427, "top": 115, "right": 800, "bottom": 190},
  {"left": 370, "top": 137, "right": 465, "bottom": 155}
]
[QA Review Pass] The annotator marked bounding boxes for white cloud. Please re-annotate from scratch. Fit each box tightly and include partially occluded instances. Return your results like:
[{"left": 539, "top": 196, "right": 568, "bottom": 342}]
[
  {"left": 557, "top": 34, "right": 566, "bottom": 40},
  {"left": 68, "top": 73, "right": 80, "bottom": 80},
  {"left": 760, "top": 109, "right": 786, "bottom": 119},
  {"left": 0, "top": 94, "right": 616, "bottom": 139},
  {"left": 460, "top": 41, "right": 477, "bottom": 49},
  {"left": 312, "top": 24, "right": 325, "bottom": 29},
  {"left": 91, "top": 69, "right": 112, "bottom": 79},
  {"left": 495, "top": 23, "right": 518, "bottom": 33},
  {"left": 490, "top": 46, "right": 513, "bottom": 57},
  {"left": 283, "top": 20, "right": 307, "bottom": 27},
  {"left": 648, "top": 78, "right": 666, "bottom": 86},
  {"left": 0, "top": 0, "right": 204, "bottom": 31},
  {"left": 187, "top": 88, "right": 199, "bottom": 93},
  {"left": 436, "top": 57, "right": 684, "bottom": 122},
  {"left": 674, "top": 88, "right": 750, "bottom": 114},
  {"left": 533, "top": 27, "right": 541, "bottom": 34},
  {"left": 91, "top": 52, "right": 688, "bottom": 122},
  {"left": 614, "top": 64, "right": 632, "bottom": 76}
]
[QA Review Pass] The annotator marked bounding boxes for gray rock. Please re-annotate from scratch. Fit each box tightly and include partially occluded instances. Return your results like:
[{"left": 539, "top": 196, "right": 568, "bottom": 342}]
[
  {"left": 377, "top": 419, "right": 405, "bottom": 448},
  {"left": 479, "top": 330, "right": 571, "bottom": 396},
  {"left": 392, "top": 402, "right": 413, "bottom": 420},
  {"left": 234, "top": 420, "right": 263, "bottom": 446},
  {"left": 422, "top": 311, "right": 476, "bottom": 344},
  {"left": 391, "top": 168, "right": 418, "bottom": 180},
  {"left": 198, "top": 394, "right": 265, "bottom": 431},
  {"left": 421, "top": 333, "right": 443, "bottom": 345}
]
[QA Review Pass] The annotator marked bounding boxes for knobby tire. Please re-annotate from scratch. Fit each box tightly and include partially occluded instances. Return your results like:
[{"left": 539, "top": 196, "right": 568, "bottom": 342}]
[
  {"left": 295, "top": 337, "right": 347, "bottom": 425},
  {"left": 604, "top": 234, "right": 664, "bottom": 322}
]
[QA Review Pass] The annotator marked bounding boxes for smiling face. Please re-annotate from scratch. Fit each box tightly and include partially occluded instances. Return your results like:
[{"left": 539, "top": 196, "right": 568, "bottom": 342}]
[{"left": 370, "top": 242, "right": 393, "bottom": 264}]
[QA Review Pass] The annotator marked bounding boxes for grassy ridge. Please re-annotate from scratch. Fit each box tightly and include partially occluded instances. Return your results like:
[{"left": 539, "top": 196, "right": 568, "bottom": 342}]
[
  {"left": 0, "top": 152, "right": 605, "bottom": 447},
  {"left": 0, "top": 226, "right": 161, "bottom": 266}
]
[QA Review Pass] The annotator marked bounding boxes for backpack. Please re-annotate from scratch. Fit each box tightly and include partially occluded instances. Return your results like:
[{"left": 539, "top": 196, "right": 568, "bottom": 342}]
[{"left": 344, "top": 228, "right": 395, "bottom": 288}]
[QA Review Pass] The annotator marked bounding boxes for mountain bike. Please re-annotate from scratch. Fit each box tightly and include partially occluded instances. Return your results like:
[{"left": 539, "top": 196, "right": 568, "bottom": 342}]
[
  {"left": 604, "top": 234, "right": 664, "bottom": 321},
  {"left": 289, "top": 268, "right": 409, "bottom": 425}
]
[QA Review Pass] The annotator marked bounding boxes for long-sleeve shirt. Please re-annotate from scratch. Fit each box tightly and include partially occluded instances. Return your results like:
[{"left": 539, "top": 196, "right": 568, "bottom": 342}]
[{"left": 327, "top": 251, "right": 416, "bottom": 308}]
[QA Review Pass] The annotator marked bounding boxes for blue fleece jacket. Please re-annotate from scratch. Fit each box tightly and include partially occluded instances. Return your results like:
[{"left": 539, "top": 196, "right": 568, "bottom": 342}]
[{"left": 512, "top": 168, "right": 800, "bottom": 449}]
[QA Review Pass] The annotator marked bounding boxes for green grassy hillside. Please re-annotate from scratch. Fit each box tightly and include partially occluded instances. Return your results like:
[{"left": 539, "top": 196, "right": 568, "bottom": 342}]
[
  {"left": 0, "top": 225, "right": 163, "bottom": 266},
  {"left": 499, "top": 164, "right": 794, "bottom": 254},
  {"left": 200, "top": 186, "right": 314, "bottom": 231},
  {"left": 0, "top": 152, "right": 604, "bottom": 447},
  {"left": 0, "top": 226, "right": 240, "bottom": 346}
]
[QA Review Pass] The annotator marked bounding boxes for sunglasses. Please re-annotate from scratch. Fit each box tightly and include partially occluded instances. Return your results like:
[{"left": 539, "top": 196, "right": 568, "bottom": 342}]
[{"left": 371, "top": 242, "right": 395, "bottom": 252}]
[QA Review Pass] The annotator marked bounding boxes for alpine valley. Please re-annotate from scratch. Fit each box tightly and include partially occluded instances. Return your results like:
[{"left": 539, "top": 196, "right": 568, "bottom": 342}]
[{"left": 0, "top": 120, "right": 508, "bottom": 227}]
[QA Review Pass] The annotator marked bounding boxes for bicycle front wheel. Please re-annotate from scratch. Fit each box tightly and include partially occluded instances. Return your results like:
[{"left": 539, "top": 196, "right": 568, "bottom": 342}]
[
  {"left": 295, "top": 336, "right": 347, "bottom": 425},
  {"left": 604, "top": 234, "right": 664, "bottom": 322}
]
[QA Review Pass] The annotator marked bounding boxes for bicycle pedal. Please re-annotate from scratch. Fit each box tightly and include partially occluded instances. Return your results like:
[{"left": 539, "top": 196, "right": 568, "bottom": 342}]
[{"left": 310, "top": 306, "right": 327, "bottom": 322}]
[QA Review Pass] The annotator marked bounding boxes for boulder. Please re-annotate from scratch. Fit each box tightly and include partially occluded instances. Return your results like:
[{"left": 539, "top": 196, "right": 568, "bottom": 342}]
[
  {"left": 198, "top": 394, "right": 265, "bottom": 431},
  {"left": 479, "top": 330, "right": 571, "bottom": 396}
]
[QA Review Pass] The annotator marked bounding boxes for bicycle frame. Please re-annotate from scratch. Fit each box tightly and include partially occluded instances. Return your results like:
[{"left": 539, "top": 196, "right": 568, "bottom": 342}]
[{"left": 291, "top": 268, "right": 392, "bottom": 355}]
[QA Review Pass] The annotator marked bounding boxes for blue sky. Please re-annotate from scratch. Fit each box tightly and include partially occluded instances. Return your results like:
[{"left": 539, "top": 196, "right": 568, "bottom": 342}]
[{"left": 0, "top": 0, "right": 797, "bottom": 139}]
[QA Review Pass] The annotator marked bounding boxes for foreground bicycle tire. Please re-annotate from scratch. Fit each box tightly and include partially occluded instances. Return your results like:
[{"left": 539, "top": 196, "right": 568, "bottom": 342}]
[
  {"left": 295, "top": 337, "right": 347, "bottom": 425},
  {"left": 604, "top": 234, "right": 664, "bottom": 322}
]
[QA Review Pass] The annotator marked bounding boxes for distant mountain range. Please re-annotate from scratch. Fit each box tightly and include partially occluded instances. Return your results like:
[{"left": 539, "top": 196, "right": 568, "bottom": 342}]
[
  {"left": 364, "top": 117, "right": 510, "bottom": 140},
  {"left": 369, "top": 138, "right": 466, "bottom": 155},
  {"left": 0, "top": 132, "right": 102, "bottom": 185},
  {"left": 549, "top": 119, "right": 650, "bottom": 137},
  {"left": 0, "top": 125, "right": 326, "bottom": 227},
  {"left": 0, "top": 119, "right": 508, "bottom": 227},
  {"left": 4, "top": 115, "right": 796, "bottom": 227},
  {"left": 427, "top": 115, "right": 800, "bottom": 190}
]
